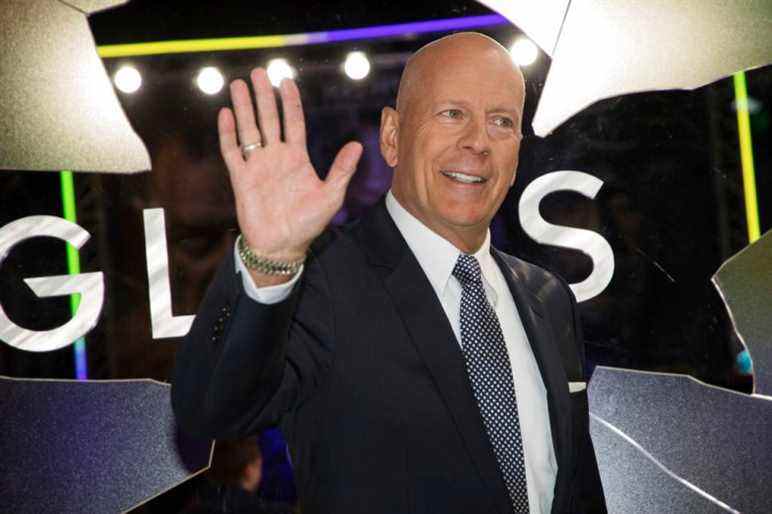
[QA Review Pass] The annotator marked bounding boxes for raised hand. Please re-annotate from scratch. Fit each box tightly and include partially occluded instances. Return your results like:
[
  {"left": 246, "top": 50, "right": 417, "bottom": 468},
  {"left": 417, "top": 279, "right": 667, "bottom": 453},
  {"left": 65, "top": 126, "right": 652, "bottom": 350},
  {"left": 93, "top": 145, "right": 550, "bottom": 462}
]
[{"left": 219, "top": 68, "right": 363, "bottom": 284}]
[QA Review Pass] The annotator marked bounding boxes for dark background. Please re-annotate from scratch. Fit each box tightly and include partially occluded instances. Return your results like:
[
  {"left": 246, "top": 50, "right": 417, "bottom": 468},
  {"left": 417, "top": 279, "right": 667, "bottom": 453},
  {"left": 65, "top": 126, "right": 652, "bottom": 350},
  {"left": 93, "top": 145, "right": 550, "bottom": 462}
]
[{"left": 1, "top": 1, "right": 769, "bottom": 511}]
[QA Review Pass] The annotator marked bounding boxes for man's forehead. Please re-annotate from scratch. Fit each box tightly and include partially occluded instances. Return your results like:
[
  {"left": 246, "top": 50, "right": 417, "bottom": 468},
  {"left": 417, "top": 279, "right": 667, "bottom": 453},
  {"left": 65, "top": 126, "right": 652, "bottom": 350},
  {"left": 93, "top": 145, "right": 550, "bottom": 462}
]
[
  {"left": 398, "top": 33, "right": 524, "bottom": 112},
  {"left": 412, "top": 32, "right": 505, "bottom": 62},
  {"left": 418, "top": 63, "right": 524, "bottom": 107},
  {"left": 415, "top": 44, "right": 514, "bottom": 78}
]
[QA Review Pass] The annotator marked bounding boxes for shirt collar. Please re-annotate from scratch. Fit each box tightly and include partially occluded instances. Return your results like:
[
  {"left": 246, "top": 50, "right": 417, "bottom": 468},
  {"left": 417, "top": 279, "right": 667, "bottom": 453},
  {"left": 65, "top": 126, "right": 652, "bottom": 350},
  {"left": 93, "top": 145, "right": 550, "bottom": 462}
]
[{"left": 385, "top": 190, "right": 494, "bottom": 299}]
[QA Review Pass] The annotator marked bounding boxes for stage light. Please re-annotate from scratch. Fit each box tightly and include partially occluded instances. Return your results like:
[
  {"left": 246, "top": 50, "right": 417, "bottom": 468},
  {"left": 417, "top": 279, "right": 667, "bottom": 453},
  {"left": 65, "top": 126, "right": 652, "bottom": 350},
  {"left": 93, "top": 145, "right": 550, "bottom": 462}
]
[
  {"left": 344, "top": 51, "right": 371, "bottom": 80},
  {"left": 113, "top": 65, "right": 141, "bottom": 94},
  {"left": 267, "top": 58, "right": 295, "bottom": 87},
  {"left": 510, "top": 37, "right": 538, "bottom": 66},
  {"left": 732, "top": 96, "right": 762, "bottom": 115},
  {"left": 196, "top": 66, "right": 224, "bottom": 95}
]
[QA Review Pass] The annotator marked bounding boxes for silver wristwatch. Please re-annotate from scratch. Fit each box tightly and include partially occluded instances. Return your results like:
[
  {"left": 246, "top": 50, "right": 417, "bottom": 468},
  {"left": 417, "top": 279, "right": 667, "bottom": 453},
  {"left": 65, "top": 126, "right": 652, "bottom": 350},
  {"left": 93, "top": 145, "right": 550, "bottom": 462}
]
[{"left": 236, "top": 234, "right": 305, "bottom": 275}]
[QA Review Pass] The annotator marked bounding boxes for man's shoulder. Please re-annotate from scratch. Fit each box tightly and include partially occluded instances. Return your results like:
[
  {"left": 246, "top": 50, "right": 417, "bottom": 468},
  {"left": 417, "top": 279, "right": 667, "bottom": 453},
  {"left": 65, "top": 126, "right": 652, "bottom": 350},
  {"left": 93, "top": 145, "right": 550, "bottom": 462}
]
[
  {"left": 493, "top": 249, "right": 575, "bottom": 304},
  {"left": 494, "top": 250, "right": 552, "bottom": 283},
  {"left": 307, "top": 219, "right": 363, "bottom": 259},
  {"left": 303, "top": 218, "right": 375, "bottom": 282},
  {"left": 308, "top": 202, "right": 397, "bottom": 267}
]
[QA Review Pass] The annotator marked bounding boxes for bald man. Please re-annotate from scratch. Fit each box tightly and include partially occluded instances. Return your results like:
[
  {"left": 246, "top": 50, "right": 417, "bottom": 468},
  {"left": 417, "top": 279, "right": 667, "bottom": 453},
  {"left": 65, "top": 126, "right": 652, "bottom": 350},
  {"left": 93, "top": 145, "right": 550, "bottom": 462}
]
[{"left": 172, "top": 33, "right": 606, "bottom": 514}]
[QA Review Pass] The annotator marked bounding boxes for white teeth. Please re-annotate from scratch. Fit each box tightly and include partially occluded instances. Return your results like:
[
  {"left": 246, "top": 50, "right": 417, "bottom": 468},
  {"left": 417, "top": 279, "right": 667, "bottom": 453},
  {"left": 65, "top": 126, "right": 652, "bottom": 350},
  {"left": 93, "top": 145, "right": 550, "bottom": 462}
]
[{"left": 442, "top": 171, "right": 484, "bottom": 184}]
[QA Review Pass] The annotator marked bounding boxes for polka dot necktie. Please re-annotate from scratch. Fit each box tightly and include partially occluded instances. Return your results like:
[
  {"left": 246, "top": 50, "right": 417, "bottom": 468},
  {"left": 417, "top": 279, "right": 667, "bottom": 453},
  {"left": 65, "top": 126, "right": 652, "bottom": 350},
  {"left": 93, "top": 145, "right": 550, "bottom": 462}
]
[{"left": 453, "top": 254, "right": 530, "bottom": 513}]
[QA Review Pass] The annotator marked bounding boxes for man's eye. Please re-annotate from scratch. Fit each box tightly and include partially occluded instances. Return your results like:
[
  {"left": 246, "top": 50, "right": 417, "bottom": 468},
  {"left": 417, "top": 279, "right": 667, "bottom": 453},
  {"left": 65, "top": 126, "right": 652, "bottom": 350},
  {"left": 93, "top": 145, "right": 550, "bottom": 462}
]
[
  {"left": 493, "top": 116, "right": 514, "bottom": 128},
  {"left": 440, "top": 109, "right": 463, "bottom": 119}
]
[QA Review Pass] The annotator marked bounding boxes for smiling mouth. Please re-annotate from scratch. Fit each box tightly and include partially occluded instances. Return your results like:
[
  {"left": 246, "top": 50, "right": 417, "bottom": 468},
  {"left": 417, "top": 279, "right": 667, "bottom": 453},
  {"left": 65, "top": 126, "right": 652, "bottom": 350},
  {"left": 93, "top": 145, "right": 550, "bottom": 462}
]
[{"left": 441, "top": 170, "right": 487, "bottom": 184}]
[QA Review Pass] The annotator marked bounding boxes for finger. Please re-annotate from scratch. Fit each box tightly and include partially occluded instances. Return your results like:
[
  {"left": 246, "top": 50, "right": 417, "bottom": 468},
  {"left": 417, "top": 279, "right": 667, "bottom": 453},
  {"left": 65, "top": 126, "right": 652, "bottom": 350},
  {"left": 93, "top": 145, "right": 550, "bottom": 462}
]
[
  {"left": 229, "top": 79, "right": 261, "bottom": 148},
  {"left": 279, "top": 78, "right": 306, "bottom": 147},
  {"left": 251, "top": 68, "right": 281, "bottom": 144},
  {"left": 218, "top": 107, "right": 244, "bottom": 174},
  {"left": 325, "top": 141, "right": 363, "bottom": 191}
]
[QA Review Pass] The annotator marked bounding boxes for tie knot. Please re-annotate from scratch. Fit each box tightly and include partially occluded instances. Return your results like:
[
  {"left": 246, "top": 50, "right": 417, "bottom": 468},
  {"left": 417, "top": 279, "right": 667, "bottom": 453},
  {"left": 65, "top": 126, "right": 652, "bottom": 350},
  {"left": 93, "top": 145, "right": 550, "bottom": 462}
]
[{"left": 453, "top": 254, "right": 483, "bottom": 286}]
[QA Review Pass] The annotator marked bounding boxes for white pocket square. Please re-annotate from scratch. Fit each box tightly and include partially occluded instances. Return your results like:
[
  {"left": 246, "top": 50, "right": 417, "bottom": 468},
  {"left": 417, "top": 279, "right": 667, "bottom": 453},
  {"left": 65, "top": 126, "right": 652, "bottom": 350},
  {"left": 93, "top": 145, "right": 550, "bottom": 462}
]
[{"left": 569, "top": 381, "right": 587, "bottom": 393}]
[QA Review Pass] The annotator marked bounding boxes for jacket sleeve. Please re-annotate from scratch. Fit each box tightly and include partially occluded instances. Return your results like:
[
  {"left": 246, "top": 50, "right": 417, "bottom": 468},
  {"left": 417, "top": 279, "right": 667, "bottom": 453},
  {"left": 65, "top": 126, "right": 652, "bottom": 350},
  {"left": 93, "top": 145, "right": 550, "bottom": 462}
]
[{"left": 171, "top": 245, "right": 334, "bottom": 440}]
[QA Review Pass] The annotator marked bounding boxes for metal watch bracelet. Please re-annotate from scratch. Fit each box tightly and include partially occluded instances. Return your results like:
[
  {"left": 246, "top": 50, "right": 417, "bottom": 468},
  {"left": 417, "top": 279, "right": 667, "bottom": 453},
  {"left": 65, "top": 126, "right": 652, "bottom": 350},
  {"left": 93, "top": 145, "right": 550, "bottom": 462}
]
[{"left": 236, "top": 234, "right": 305, "bottom": 275}]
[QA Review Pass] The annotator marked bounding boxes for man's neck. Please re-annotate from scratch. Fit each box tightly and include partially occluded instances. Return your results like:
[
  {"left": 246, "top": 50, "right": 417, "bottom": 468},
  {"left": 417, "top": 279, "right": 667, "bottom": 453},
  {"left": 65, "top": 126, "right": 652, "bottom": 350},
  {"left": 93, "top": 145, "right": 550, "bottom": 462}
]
[{"left": 389, "top": 190, "right": 487, "bottom": 254}]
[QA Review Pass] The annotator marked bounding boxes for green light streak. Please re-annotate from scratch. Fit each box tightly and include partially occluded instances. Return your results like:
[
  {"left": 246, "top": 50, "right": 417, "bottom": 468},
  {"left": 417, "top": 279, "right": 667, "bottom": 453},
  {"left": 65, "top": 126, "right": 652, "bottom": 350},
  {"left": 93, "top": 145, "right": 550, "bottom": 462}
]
[
  {"left": 732, "top": 72, "right": 761, "bottom": 243},
  {"left": 59, "top": 170, "right": 87, "bottom": 379},
  {"left": 59, "top": 171, "right": 81, "bottom": 311}
]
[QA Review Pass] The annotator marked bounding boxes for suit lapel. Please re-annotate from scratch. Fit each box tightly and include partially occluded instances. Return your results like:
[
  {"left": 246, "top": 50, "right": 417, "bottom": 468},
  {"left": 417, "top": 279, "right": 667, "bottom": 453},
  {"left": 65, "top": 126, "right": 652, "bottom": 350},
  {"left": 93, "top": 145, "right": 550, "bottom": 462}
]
[
  {"left": 492, "top": 250, "right": 573, "bottom": 513},
  {"left": 355, "top": 202, "right": 513, "bottom": 514}
]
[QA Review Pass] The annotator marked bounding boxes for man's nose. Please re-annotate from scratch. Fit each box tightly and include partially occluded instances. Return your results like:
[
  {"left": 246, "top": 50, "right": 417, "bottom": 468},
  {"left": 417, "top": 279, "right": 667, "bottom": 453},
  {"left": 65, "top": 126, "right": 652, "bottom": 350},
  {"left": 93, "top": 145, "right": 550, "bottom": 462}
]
[{"left": 457, "top": 116, "right": 491, "bottom": 156}]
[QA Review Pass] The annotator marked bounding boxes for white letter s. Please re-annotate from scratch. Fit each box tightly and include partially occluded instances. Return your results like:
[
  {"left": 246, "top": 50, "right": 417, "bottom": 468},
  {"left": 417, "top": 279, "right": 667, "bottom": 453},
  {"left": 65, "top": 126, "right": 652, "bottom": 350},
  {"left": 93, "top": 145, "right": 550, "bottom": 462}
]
[{"left": 519, "top": 171, "right": 614, "bottom": 302}]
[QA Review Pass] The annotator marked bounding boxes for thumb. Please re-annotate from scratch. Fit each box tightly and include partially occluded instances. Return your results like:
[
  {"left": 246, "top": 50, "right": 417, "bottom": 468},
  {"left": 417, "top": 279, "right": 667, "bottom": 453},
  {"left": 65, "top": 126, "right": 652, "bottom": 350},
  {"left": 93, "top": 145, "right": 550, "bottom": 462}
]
[{"left": 325, "top": 141, "right": 363, "bottom": 191}]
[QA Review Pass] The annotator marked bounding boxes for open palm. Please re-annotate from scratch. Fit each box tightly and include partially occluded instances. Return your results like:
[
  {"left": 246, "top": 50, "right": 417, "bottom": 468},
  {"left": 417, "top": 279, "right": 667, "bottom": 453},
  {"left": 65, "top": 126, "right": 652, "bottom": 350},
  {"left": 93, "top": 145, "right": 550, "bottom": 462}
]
[{"left": 219, "top": 68, "right": 362, "bottom": 264}]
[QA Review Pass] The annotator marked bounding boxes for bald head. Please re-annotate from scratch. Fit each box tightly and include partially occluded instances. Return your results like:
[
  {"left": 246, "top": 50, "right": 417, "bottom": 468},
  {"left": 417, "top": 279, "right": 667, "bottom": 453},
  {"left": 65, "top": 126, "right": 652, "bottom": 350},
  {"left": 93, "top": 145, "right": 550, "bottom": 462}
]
[
  {"left": 396, "top": 32, "right": 525, "bottom": 114},
  {"left": 379, "top": 32, "right": 527, "bottom": 253}
]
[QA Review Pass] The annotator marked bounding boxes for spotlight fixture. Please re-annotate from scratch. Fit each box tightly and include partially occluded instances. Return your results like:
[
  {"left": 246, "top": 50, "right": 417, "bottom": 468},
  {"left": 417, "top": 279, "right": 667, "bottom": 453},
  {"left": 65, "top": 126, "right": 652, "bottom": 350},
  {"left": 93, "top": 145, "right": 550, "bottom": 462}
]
[
  {"left": 343, "top": 51, "right": 371, "bottom": 80},
  {"left": 196, "top": 66, "right": 225, "bottom": 95},
  {"left": 113, "top": 65, "right": 142, "bottom": 94},
  {"left": 266, "top": 58, "right": 296, "bottom": 87},
  {"left": 510, "top": 37, "right": 538, "bottom": 66}
]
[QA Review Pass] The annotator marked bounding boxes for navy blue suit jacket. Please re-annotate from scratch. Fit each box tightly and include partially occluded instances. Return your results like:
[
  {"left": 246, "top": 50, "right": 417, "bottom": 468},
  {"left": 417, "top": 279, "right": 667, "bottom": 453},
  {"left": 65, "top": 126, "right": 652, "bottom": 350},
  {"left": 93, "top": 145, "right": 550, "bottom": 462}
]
[{"left": 172, "top": 200, "right": 606, "bottom": 513}]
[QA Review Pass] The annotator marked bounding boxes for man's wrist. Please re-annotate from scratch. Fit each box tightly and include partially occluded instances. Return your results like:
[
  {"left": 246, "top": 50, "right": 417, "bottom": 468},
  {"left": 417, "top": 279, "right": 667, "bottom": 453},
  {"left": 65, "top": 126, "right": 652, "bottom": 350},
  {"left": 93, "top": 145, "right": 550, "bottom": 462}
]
[
  {"left": 237, "top": 234, "right": 306, "bottom": 276},
  {"left": 247, "top": 268, "right": 296, "bottom": 287},
  {"left": 234, "top": 241, "right": 303, "bottom": 303}
]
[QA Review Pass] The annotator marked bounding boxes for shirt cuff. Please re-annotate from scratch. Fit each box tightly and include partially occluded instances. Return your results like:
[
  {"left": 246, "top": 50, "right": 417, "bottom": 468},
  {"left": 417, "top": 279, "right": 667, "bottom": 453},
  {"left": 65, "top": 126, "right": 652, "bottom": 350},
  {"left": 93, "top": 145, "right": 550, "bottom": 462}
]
[{"left": 233, "top": 241, "right": 303, "bottom": 304}]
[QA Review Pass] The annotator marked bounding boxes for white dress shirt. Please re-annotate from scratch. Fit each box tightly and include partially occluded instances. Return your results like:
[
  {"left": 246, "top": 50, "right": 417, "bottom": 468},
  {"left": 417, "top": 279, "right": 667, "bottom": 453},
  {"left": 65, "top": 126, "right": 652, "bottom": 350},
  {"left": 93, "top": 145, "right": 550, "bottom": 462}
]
[{"left": 235, "top": 191, "right": 557, "bottom": 513}]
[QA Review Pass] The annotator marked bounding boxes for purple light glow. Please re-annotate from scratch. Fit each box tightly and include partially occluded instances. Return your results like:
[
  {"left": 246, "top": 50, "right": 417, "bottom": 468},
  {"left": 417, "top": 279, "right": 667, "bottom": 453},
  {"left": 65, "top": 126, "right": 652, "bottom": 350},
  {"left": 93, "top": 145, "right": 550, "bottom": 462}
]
[{"left": 322, "top": 14, "right": 509, "bottom": 43}]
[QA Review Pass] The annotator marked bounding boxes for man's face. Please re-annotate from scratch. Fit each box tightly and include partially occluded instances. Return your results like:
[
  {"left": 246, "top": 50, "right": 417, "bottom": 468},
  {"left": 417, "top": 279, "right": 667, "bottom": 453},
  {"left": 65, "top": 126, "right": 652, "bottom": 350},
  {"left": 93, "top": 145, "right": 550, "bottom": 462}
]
[{"left": 382, "top": 38, "right": 524, "bottom": 249}]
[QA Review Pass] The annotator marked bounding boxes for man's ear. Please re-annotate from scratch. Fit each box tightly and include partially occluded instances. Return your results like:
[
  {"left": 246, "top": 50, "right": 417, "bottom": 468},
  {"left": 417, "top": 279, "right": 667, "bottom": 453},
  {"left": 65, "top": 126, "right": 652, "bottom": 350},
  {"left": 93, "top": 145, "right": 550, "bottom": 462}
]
[{"left": 380, "top": 106, "right": 399, "bottom": 168}]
